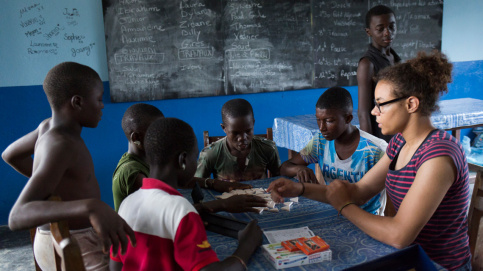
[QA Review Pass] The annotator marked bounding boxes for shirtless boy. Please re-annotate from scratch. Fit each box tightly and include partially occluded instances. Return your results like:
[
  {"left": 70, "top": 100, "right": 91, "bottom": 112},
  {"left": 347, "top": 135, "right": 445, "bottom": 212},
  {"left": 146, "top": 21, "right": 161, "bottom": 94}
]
[{"left": 3, "top": 62, "right": 135, "bottom": 270}]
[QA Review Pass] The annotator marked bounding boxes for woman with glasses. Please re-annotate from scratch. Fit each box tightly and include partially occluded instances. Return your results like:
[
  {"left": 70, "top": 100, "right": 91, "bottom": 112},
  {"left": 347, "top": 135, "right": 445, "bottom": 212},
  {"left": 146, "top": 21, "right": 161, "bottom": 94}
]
[
  {"left": 330, "top": 51, "right": 470, "bottom": 270},
  {"left": 270, "top": 51, "right": 471, "bottom": 270}
]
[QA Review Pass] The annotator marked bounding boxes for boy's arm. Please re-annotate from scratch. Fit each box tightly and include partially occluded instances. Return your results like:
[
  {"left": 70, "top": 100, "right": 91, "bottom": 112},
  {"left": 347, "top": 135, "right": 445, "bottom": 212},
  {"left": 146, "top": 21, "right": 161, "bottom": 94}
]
[
  {"left": 9, "top": 137, "right": 136, "bottom": 254},
  {"left": 2, "top": 127, "right": 39, "bottom": 178},
  {"left": 266, "top": 144, "right": 281, "bottom": 177},
  {"left": 280, "top": 153, "right": 317, "bottom": 183},
  {"left": 357, "top": 58, "right": 375, "bottom": 134}
]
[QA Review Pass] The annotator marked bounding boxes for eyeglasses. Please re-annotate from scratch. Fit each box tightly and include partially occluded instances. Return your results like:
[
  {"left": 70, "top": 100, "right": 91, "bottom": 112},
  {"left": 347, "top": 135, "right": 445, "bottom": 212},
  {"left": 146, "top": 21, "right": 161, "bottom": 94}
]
[{"left": 374, "top": 96, "right": 409, "bottom": 113}]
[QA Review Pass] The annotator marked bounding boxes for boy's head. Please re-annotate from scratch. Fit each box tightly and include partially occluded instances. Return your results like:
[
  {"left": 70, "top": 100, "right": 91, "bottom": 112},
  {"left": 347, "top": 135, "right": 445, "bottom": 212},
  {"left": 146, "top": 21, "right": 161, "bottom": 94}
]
[
  {"left": 122, "top": 103, "right": 164, "bottom": 147},
  {"left": 221, "top": 99, "right": 255, "bottom": 152},
  {"left": 315, "top": 87, "right": 353, "bottom": 141},
  {"left": 365, "top": 5, "right": 396, "bottom": 49},
  {"left": 43, "top": 62, "right": 102, "bottom": 110},
  {"left": 144, "top": 118, "right": 198, "bottom": 188}
]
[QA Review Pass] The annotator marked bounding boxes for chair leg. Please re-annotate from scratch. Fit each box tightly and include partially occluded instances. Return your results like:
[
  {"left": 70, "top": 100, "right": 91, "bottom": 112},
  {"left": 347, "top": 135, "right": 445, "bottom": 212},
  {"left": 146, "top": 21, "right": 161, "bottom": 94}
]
[{"left": 30, "top": 228, "right": 42, "bottom": 271}]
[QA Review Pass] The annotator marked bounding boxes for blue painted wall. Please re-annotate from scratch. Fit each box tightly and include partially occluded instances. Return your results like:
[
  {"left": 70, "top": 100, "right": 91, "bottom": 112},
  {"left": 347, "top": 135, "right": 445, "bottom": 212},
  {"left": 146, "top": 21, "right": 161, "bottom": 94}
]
[{"left": 1, "top": 0, "right": 483, "bottom": 225}]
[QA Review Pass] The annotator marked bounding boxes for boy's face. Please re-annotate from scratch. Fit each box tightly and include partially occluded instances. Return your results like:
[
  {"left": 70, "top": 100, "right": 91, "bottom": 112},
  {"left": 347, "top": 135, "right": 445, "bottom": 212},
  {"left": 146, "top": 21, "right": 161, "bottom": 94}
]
[
  {"left": 222, "top": 115, "right": 254, "bottom": 152},
  {"left": 366, "top": 13, "right": 396, "bottom": 50},
  {"left": 315, "top": 108, "right": 350, "bottom": 141},
  {"left": 81, "top": 80, "right": 104, "bottom": 128}
]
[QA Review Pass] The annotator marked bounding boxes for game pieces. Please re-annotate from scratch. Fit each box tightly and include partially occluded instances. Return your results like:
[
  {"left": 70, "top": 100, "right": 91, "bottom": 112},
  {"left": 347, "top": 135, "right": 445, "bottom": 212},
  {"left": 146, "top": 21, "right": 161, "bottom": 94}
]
[{"left": 214, "top": 187, "right": 299, "bottom": 212}]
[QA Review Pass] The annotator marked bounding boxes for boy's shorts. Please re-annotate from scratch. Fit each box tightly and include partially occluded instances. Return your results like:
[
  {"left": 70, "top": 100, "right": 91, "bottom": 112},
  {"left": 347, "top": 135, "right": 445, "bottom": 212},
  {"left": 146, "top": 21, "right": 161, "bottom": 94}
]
[{"left": 34, "top": 227, "right": 109, "bottom": 271}]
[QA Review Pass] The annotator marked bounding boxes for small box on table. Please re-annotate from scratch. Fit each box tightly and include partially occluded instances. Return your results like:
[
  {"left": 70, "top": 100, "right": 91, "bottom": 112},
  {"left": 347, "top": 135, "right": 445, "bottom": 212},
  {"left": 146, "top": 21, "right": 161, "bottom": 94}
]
[{"left": 262, "top": 242, "right": 331, "bottom": 269}]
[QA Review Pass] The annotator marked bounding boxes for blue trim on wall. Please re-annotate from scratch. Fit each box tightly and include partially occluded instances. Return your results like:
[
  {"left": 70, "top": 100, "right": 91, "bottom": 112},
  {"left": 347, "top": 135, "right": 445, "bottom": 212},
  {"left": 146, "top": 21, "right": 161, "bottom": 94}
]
[{"left": 1, "top": 60, "right": 482, "bottom": 225}]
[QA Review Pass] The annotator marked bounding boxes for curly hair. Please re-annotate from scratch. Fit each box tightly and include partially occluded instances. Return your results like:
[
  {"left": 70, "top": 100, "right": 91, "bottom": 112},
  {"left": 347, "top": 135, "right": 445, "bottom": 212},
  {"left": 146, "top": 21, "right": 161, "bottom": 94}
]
[
  {"left": 376, "top": 51, "right": 452, "bottom": 116},
  {"left": 43, "top": 62, "right": 101, "bottom": 110},
  {"left": 121, "top": 103, "right": 164, "bottom": 140}
]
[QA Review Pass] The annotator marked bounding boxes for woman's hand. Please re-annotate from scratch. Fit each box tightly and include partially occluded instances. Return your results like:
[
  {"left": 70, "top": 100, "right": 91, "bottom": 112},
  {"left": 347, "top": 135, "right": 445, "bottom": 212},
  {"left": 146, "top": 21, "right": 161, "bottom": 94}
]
[{"left": 326, "top": 180, "right": 353, "bottom": 210}]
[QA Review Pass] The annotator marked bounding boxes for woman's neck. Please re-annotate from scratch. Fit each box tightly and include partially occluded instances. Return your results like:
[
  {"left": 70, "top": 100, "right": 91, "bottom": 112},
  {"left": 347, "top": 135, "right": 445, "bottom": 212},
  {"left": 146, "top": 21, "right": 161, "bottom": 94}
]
[{"left": 400, "top": 115, "right": 435, "bottom": 149}]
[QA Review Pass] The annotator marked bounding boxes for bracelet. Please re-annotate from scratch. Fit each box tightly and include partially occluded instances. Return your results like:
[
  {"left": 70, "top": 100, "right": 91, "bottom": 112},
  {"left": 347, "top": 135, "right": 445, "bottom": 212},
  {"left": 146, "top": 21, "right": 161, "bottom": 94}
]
[
  {"left": 298, "top": 181, "right": 305, "bottom": 197},
  {"left": 338, "top": 202, "right": 355, "bottom": 217},
  {"left": 227, "top": 255, "right": 247, "bottom": 271},
  {"left": 204, "top": 178, "right": 210, "bottom": 188}
]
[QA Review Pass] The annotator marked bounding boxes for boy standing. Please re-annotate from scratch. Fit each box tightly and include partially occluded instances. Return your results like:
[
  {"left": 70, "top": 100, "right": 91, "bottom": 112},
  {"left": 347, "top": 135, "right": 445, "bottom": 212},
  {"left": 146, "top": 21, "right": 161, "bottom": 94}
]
[
  {"left": 111, "top": 118, "right": 262, "bottom": 270},
  {"left": 3, "top": 62, "right": 135, "bottom": 270},
  {"left": 273, "top": 87, "right": 387, "bottom": 215},
  {"left": 195, "top": 98, "right": 281, "bottom": 192},
  {"left": 357, "top": 5, "right": 401, "bottom": 142}
]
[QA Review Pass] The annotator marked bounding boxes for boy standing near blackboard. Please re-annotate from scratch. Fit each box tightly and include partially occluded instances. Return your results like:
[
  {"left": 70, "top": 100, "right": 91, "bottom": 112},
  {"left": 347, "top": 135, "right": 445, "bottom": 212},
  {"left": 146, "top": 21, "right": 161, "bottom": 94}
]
[
  {"left": 357, "top": 5, "right": 401, "bottom": 142},
  {"left": 3, "top": 62, "right": 135, "bottom": 270}
]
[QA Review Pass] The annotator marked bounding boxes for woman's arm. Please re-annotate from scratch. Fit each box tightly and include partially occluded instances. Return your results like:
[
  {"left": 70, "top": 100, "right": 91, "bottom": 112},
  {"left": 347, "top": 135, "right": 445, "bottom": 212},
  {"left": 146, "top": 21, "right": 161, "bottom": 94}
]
[
  {"left": 357, "top": 58, "right": 375, "bottom": 134},
  {"left": 280, "top": 153, "right": 317, "bottom": 183},
  {"left": 328, "top": 156, "right": 456, "bottom": 249}
]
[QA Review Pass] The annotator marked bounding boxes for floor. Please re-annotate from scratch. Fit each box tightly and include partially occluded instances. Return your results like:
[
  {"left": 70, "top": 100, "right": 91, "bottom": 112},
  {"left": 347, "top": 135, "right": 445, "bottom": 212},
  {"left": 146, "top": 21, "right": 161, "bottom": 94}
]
[{"left": 0, "top": 225, "right": 35, "bottom": 270}]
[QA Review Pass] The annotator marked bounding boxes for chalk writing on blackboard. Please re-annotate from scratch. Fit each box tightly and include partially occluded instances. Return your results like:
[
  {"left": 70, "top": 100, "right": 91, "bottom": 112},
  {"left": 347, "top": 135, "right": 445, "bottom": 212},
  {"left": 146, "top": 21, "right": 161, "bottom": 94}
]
[{"left": 102, "top": 0, "right": 442, "bottom": 102}]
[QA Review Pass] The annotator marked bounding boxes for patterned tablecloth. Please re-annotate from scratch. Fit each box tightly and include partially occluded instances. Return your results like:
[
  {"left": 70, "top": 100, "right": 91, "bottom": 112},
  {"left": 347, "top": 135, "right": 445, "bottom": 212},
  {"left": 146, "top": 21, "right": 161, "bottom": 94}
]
[
  {"left": 180, "top": 178, "right": 400, "bottom": 270},
  {"left": 273, "top": 98, "right": 483, "bottom": 152}
]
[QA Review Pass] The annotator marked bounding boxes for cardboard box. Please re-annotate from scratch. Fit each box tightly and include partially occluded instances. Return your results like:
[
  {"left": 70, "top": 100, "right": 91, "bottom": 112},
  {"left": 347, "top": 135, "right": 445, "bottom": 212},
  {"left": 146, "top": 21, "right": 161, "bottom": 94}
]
[{"left": 262, "top": 242, "right": 332, "bottom": 269}]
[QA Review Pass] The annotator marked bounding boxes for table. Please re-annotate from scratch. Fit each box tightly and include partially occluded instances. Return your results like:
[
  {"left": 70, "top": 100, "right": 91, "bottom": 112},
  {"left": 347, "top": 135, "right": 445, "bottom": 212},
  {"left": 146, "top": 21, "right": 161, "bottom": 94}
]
[
  {"left": 180, "top": 178, "right": 399, "bottom": 270},
  {"left": 273, "top": 98, "right": 483, "bottom": 154}
]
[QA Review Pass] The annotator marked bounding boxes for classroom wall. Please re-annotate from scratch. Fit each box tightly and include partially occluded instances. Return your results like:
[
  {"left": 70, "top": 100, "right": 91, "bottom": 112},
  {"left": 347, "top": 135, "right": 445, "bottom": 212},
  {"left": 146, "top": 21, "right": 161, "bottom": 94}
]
[{"left": 1, "top": 0, "right": 483, "bottom": 225}]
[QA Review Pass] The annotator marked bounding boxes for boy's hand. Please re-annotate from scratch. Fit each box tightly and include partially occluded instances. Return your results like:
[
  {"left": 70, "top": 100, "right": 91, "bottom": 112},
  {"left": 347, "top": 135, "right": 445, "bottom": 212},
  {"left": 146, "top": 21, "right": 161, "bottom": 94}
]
[
  {"left": 295, "top": 167, "right": 317, "bottom": 183},
  {"left": 238, "top": 219, "right": 262, "bottom": 250},
  {"left": 267, "top": 178, "right": 303, "bottom": 203},
  {"left": 88, "top": 201, "right": 136, "bottom": 256},
  {"left": 212, "top": 179, "right": 252, "bottom": 193},
  {"left": 219, "top": 195, "right": 267, "bottom": 213}
]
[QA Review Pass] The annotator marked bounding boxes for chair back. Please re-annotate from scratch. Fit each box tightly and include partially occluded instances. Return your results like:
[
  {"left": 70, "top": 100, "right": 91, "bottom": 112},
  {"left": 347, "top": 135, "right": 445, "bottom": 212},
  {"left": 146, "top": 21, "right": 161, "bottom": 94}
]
[
  {"left": 203, "top": 128, "right": 273, "bottom": 147},
  {"left": 468, "top": 163, "right": 483, "bottom": 270},
  {"left": 30, "top": 196, "right": 86, "bottom": 271}
]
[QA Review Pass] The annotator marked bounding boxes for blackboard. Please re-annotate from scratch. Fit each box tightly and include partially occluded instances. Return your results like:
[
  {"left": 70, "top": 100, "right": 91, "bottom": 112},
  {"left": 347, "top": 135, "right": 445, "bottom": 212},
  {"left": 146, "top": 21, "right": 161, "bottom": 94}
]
[{"left": 102, "top": 0, "right": 443, "bottom": 103}]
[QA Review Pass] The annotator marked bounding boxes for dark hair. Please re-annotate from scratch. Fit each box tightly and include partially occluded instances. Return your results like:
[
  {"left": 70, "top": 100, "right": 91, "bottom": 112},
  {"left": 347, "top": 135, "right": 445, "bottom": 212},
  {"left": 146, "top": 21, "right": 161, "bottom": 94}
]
[
  {"left": 365, "top": 5, "right": 395, "bottom": 28},
  {"left": 144, "top": 118, "right": 196, "bottom": 166},
  {"left": 43, "top": 62, "right": 101, "bottom": 110},
  {"left": 121, "top": 103, "right": 164, "bottom": 139},
  {"left": 377, "top": 51, "right": 452, "bottom": 116},
  {"left": 221, "top": 98, "right": 254, "bottom": 125},
  {"left": 316, "top": 87, "right": 353, "bottom": 113}
]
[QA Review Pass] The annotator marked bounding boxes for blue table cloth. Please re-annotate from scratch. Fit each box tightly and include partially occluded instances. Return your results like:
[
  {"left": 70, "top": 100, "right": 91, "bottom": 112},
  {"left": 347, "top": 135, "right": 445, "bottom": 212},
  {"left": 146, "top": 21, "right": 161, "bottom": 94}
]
[
  {"left": 180, "top": 178, "right": 399, "bottom": 270},
  {"left": 273, "top": 98, "right": 483, "bottom": 152}
]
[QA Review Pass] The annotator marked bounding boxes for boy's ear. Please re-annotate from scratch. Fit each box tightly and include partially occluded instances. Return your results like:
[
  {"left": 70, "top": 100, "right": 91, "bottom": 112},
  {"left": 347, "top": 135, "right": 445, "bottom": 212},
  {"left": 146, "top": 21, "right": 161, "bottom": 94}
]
[
  {"left": 71, "top": 95, "right": 83, "bottom": 110},
  {"left": 178, "top": 151, "right": 187, "bottom": 170},
  {"left": 220, "top": 123, "right": 226, "bottom": 132},
  {"left": 344, "top": 113, "right": 353, "bottom": 124},
  {"left": 365, "top": 28, "right": 371, "bottom": 37},
  {"left": 130, "top": 132, "right": 143, "bottom": 146}
]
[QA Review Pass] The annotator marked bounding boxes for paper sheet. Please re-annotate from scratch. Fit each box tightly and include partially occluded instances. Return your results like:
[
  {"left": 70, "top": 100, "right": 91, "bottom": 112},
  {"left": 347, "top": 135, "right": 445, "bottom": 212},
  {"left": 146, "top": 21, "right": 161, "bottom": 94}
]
[{"left": 263, "top": 226, "right": 315, "bottom": 244}]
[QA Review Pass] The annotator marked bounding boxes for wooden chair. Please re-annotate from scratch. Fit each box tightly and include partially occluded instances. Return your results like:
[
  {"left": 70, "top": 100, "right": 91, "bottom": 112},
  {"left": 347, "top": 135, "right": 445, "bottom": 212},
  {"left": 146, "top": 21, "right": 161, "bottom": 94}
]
[
  {"left": 203, "top": 128, "right": 273, "bottom": 178},
  {"left": 203, "top": 128, "right": 273, "bottom": 147},
  {"left": 30, "top": 196, "right": 86, "bottom": 271},
  {"left": 469, "top": 163, "right": 483, "bottom": 270}
]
